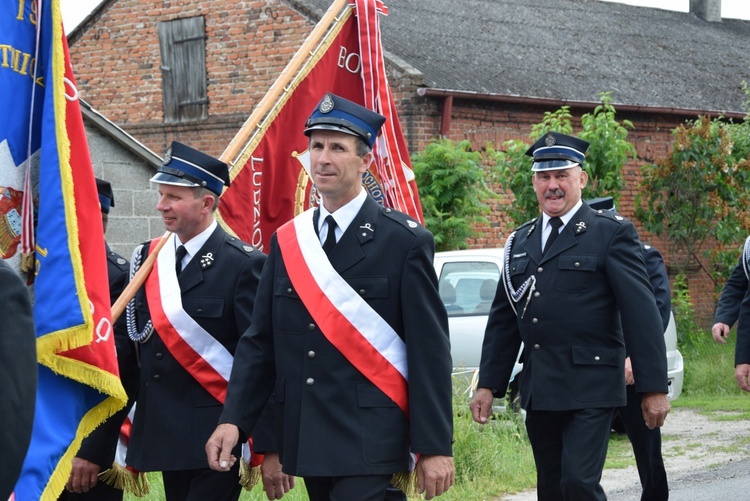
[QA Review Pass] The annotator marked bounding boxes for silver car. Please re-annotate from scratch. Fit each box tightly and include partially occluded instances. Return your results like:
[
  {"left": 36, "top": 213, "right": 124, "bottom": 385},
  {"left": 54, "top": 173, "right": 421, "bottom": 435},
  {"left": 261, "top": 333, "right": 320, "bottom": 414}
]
[{"left": 434, "top": 248, "right": 683, "bottom": 405}]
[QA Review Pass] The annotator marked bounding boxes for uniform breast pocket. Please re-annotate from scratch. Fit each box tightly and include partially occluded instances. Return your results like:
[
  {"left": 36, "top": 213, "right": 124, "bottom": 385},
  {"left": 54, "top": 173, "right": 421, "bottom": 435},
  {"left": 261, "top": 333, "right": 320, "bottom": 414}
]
[
  {"left": 556, "top": 255, "right": 597, "bottom": 292},
  {"left": 181, "top": 296, "right": 224, "bottom": 318},
  {"left": 273, "top": 277, "right": 303, "bottom": 332},
  {"left": 509, "top": 257, "right": 529, "bottom": 282}
]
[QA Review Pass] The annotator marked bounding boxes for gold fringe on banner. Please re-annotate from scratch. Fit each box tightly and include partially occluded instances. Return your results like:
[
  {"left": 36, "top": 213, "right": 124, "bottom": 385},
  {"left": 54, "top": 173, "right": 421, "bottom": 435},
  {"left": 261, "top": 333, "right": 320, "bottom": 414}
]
[
  {"left": 99, "top": 462, "right": 149, "bottom": 497},
  {"left": 391, "top": 470, "right": 419, "bottom": 498},
  {"left": 21, "top": 251, "right": 35, "bottom": 273},
  {"left": 239, "top": 458, "right": 262, "bottom": 491}
]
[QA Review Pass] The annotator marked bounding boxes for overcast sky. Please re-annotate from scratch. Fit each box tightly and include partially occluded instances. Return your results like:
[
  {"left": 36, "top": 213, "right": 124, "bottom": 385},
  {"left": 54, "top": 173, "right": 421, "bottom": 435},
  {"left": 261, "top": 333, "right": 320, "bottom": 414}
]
[{"left": 60, "top": 0, "right": 750, "bottom": 34}]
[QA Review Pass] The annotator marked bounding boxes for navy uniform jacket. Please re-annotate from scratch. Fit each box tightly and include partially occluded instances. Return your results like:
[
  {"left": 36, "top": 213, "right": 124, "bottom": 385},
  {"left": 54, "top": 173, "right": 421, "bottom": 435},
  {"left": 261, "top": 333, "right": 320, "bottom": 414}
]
[
  {"left": 641, "top": 243, "right": 671, "bottom": 333},
  {"left": 0, "top": 260, "right": 36, "bottom": 500},
  {"left": 73, "top": 244, "right": 134, "bottom": 470},
  {"left": 715, "top": 253, "right": 748, "bottom": 328},
  {"left": 479, "top": 203, "right": 668, "bottom": 411},
  {"left": 126, "top": 226, "right": 266, "bottom": 471},
  {"left": 220, "top": 196, "right": 453, "bottom": 477},
  {"left": 733, "top": 247, "right": 750, "bottom": 365}
]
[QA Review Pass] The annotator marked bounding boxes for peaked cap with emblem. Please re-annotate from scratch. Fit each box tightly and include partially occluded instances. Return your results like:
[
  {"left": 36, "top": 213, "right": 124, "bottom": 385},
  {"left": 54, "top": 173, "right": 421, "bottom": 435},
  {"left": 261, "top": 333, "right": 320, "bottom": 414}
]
[
  {"left": 586, "top": 196, "right": 616, "bottom": 212},
  {"left": 151, "top": 141, "right": 230, "bottom": 196},
  {"left": 304, "top": 93, "right": 386, "bottom": 149},
  {"left": 526, "top": 131, "right": 590, "bottom": 172},
  {"left": 95, "top": 178, "right": 115, "bottom": 214}
]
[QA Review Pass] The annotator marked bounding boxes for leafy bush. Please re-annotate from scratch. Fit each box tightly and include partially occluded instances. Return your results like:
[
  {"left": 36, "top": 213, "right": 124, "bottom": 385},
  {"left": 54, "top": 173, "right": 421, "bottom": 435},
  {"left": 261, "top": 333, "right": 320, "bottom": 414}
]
[{"left": 413, "top": 139, "right": 501, "bottom": 250}]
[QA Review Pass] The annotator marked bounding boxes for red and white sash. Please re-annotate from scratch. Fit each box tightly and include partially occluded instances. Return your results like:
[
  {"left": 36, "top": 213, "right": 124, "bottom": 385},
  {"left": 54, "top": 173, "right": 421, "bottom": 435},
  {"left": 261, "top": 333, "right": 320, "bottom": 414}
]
[
  {"left": 276, "top": 209, "right": 409, "bottom": 416},
  {"left": 144, "top": 234, "right": 233, "bottom": 402}
]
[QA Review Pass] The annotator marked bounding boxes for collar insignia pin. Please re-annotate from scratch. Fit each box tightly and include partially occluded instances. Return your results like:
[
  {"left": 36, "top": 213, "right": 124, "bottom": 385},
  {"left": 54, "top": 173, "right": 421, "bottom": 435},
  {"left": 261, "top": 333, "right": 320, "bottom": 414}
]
[
  {"left": 200, "top": 252, "right": 215, "bottom": 268},
  {"left": 575, "top": 221, "right": 587, "bottom": 234}
]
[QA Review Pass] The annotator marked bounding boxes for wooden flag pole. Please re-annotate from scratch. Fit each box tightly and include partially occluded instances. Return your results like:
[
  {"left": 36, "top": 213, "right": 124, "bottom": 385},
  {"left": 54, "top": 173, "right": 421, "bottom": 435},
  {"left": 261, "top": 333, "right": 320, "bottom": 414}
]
[
  {"left": 220, "top": 0, "right": 350, "bottom": 166},
  {"left": 111, "top": 1, "right": 349, "bottom": 323},
  {"left": 111, "top": 231, "right": 171, "bottom": 322}
]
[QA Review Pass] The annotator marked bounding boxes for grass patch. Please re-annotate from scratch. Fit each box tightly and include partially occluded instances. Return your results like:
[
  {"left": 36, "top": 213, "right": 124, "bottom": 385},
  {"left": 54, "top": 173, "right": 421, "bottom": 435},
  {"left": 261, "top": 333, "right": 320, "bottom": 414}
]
[{"left": 603, "top": 433, "right": 635, "bottom": 469}]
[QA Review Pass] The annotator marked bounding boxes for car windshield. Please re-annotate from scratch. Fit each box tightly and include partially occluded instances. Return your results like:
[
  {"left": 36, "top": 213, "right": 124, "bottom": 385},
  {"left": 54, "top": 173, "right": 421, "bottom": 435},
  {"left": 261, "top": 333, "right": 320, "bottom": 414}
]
[{"left": 438, "top": 261, "right": 500, "bottom": 317}]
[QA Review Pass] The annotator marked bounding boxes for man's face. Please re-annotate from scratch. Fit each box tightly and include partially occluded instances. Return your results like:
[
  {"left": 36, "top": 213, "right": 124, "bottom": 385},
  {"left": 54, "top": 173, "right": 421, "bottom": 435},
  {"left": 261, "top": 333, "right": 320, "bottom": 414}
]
[
  {"left": 155, "top": 184, "right": 212, "bottom": 241},
  {"left": 532, "top": 166, "right": 588, "bottom": 217},
  {"left": 309, "top": 130, "right": 371, "bottom": 211}
]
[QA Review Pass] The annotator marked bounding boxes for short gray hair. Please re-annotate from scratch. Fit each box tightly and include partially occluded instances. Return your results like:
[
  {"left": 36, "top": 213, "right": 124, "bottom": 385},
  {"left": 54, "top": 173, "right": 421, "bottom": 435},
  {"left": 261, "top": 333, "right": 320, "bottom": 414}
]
[{"left": 194, "top": 187, "right": 220, "bottom": 211}]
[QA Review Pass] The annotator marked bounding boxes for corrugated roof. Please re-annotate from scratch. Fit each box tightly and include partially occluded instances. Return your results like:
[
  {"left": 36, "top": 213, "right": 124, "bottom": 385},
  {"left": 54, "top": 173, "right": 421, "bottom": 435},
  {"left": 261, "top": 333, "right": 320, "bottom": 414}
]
[{"left": 302, "top": 0, "right": 750, "bottom": 114}]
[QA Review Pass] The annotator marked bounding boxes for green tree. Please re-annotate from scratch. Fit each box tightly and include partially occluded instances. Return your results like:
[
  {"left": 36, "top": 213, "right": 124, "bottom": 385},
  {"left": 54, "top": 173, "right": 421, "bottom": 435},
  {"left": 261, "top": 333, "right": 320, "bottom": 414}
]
[
  {"left": 413, "top": 139, "right": 500, "bottom": 250},
  {"left": 496, "top": 92, "right": 636, "bottom": 226},
  {"left": 635, "top": 116, "right": 750, "bottom": 277}
]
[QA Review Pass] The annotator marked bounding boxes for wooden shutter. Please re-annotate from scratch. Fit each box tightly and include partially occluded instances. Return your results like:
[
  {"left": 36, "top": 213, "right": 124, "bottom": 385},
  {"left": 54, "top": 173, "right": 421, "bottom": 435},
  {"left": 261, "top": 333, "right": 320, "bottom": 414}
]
[{"left": 158, "top": 16, "right": 208, "bottom": 123}]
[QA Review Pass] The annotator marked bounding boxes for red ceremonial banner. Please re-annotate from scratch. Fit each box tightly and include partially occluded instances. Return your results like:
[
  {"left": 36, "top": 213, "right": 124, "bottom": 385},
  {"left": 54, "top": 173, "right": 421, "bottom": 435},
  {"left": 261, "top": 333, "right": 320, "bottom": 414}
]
[{"left": 218, "top": 0, "right": 421, "bottom": 252}]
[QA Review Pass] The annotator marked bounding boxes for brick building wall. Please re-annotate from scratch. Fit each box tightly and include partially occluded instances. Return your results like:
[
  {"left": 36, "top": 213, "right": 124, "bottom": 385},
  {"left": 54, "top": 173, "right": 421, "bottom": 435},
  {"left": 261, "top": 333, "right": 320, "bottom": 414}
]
[
  {"left": 69, "top": 0, "right": 722, "bottom": 322},
  {"left": 69, "top": 0, "right": 316, "bottom": 158}
]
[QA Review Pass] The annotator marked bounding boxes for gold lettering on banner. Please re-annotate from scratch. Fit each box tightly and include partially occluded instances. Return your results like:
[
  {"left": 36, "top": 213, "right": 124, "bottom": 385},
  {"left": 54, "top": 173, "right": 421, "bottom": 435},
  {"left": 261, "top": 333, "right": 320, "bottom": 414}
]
[
  {"left": 337, "top": 46, "right": 361, "bottom": 74},
  {"left": 250, "top": 156, "right": 263, "bottom": 250},
  {"left": 0, "top": 44, "right": 41, "bottom": 85},
  {"left": 16, "top": 0, "right": 38, "bottom": 25}
]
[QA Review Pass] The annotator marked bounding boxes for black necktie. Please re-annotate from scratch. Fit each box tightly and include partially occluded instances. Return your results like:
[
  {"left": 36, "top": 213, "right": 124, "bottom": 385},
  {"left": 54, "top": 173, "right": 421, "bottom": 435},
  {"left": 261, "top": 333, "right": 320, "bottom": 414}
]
[
  {"left": 322, "top": 216, "right": 337, "bottom": 255},
  {"left": 543, "top": 217, "right": 563, "bottom": 255},
  {"left": 175, "top": 245, "right": 187, "bottom": 276}
]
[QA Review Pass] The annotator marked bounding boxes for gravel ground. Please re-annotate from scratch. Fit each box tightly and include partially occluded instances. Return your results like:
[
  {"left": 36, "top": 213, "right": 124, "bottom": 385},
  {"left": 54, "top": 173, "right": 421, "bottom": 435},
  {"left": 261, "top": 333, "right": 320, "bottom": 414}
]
[{"left": 501, "top": 406, "right": 750, "bottom": 500}]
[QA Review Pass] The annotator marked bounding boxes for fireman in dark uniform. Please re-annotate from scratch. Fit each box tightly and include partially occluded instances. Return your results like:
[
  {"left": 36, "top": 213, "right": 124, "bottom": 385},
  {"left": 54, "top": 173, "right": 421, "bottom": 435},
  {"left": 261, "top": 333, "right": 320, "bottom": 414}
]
[{"left": 471, "top": 132, "right": 670, "bottom": 501}]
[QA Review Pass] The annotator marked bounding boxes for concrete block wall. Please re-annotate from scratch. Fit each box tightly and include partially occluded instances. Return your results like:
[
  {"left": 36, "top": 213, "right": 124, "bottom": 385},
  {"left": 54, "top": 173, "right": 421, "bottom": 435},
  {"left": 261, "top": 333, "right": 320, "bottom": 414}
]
[{"left": 85, "top": 125, "right": 161, "bottom": 259}]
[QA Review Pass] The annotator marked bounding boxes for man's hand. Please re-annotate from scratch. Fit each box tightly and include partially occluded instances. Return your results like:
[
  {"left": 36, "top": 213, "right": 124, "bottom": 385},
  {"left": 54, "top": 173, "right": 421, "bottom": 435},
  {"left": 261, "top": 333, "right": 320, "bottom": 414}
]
[
  {"left": 641, "top": 392, "right": 670, "bottom": 429},
  {"left": 206, "top": 423, "right": 240, "bottom": 471},
  {"left": 469, "top": 388, "right": 494, "bottom": 424},
  {"left": 736, "top": 364, "right": 750, "bottom": 392},
  {"left": 261, "top": 453, "right": 295, "bottom": 500},
  {"left": 712, "top": 322, "right": 731, "bottom": 344},
  {"left": 624, "top": 357, "right": 634, "bottom": 385},
  {"left": 416, "top": 455, "right": 454, "bottom": 500},
  {"left": 65, "top": 457, "right": 100, "bottom": 493}
]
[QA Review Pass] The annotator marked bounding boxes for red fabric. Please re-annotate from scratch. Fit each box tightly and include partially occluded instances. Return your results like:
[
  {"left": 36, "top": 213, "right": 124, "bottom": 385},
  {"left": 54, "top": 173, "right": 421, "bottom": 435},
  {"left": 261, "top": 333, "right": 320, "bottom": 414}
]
[
  {"left": 57, "top": 26, "right": 119, "bottom": 377},
  {"left": 219, "top": 1, "right": 422, "bottom": 253}
]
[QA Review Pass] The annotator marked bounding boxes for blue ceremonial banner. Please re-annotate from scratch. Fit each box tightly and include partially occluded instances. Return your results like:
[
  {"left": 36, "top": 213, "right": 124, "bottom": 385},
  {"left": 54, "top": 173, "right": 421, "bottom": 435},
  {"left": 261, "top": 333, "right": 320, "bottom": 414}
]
[{"left": 0, "top": 1, "right": 127, "bottom": 499}]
